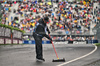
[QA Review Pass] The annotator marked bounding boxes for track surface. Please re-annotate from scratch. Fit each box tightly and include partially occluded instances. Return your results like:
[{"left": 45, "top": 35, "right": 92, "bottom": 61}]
[{"left": 0, "top": 44, "right": 100, "bottom": 66}]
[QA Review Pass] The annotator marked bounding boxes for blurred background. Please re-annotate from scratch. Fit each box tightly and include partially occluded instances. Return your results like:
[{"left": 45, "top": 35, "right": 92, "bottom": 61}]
[{"left": 0, "top": 0, "right": 100, "bottom": 44}]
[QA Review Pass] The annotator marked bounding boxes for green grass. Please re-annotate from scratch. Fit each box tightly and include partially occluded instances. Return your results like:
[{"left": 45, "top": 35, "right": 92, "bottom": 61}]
[
  {"left": 0, "top": 23, "right": 25, "bottom": 33},
  {"left": 0, "top": 18, "right": 1, "bottom": 21},
  {"left": 95, "top": 43, "right": 100, "bottom": 46}
]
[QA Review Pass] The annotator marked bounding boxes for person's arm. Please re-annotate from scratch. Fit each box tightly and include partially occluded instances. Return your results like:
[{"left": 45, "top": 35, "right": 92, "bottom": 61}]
[
  {"left": 43, "top": 34, "right": 52, "bottom": 41},
  {"left": 47, "top": 26, "right": 50, "bottom": 34}
]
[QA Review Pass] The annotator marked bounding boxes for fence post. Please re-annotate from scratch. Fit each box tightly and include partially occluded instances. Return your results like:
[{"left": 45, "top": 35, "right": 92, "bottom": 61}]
[{"left": 11, "top": 33, "right": 13, "bottom": 44}]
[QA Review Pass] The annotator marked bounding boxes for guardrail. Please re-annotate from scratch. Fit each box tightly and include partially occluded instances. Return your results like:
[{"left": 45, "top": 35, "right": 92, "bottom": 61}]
[{"left": 23, "top": 40, "right": 98, "bottom": 44}]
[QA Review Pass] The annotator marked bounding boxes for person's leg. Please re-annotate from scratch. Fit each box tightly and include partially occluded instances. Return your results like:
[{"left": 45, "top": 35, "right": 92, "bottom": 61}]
[
  {"left": 33, "top": 33, "right": 45, "bottom": 61},
  {"left": 33, "top": 33, "right": 43, "bottom": 59},
  {"left": 35, "top": 37, "right": 43, "bottom": 59}
]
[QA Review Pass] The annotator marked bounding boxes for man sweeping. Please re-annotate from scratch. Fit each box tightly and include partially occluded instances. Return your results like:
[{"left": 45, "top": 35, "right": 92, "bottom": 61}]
[{"left": 33, "top": 16, "right": 52, "bottom": 62}]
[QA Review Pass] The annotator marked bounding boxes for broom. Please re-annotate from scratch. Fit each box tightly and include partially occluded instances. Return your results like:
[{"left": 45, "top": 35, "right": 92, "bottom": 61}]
[{"left": 49, "top": 34, "right": 65, "bottom": 62}]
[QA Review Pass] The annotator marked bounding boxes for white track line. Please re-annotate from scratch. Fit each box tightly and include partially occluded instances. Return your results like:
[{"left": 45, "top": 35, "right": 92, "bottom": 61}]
[{"left": 57, "top": 44, "right": 97, "bottom": 66}]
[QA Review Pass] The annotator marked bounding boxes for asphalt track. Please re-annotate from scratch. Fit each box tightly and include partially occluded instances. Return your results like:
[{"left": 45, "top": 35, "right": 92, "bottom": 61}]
[{"left": 0, "top": 44, "right": 100, "bottom": 66}]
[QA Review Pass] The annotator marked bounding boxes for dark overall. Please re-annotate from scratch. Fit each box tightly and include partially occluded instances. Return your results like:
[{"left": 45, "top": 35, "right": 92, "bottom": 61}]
[
  {"left": 33, "top": 32, "right": 43, "bottom": 59},
  {"left": 33, "top": 18, "right": 51, "bottom": 59}
]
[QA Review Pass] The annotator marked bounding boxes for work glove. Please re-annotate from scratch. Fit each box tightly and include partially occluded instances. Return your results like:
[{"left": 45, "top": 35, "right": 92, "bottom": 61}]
[
  {"left": 48, "top": 31, "right": 50, "bottom": 34},
  {"left": 49, "top": 37, "right": 52, "bottom": 41},
  {"left": 44, "top": 34, "right": 52, "bottom": 41},
  {"left": 48, "top": 34, "right": 52, "bottom": 41}
]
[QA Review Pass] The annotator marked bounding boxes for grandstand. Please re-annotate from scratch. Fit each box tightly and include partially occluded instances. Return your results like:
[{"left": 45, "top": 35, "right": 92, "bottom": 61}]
[{"left": 0, "top": 0, "right": 100, "bottom": 44}]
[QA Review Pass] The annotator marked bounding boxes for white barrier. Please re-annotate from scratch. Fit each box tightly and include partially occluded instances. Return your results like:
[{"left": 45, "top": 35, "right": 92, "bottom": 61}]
[
  {"left": 19, "top": 40, "right": 23, "bottom": 44},
  {"left": 6, "top": 39, "right": 11, "bottom": 44},
  {"left": 53, "top": 41, "right": 68, "bottom": 44},
  {"left": 0, "top": 38, "right": 4, "bottom": 44},
  {"left": 73, "top": 41, "right": 86, "bottom": 44},
  {"left": 13, "top": 39, "right": 17, "bottom": 44}
]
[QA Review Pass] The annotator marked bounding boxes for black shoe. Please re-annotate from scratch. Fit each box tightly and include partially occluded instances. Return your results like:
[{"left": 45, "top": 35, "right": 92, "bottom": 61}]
[{"left": 36, "top": 58, "right": 45, "bottom": 62}]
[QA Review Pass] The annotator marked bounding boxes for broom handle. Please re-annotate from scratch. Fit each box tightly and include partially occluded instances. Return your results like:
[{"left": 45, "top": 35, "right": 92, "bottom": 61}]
[{"left": 49, "top": 34, "right": 59, "bottom": 59}]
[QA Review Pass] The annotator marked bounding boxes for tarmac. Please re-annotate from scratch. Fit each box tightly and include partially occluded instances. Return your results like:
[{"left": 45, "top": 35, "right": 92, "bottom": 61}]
[{"left": 0, "top": 44, "right": 100, "bottom": 66}]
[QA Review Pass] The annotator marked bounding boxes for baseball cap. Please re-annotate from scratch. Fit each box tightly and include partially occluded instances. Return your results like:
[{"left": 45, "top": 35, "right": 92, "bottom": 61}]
[{"left": 44, "top": 16, "right": 49, "bottom": 22}]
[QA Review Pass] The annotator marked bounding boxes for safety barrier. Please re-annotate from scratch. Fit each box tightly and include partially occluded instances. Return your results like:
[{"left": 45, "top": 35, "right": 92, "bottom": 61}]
[
  {"left": 23, "top": 40, "right": 51, "bottom": 44},
  {"left": 0, "top": 25, "right": 23, "bottom": 44},
  {"left": 87, "top": 40, "right": 98, "bottom": 44},
  {"left": 23, "top": 40, "right": 98, "bottom": 44}
]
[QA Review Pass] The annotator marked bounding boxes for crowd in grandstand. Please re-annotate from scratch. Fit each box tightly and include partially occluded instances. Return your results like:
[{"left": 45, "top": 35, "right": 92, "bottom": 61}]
[{"left": 0, "top": 0, "right": 99, "bottom": 41}]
